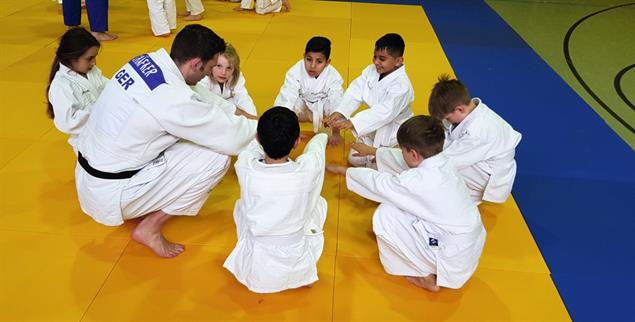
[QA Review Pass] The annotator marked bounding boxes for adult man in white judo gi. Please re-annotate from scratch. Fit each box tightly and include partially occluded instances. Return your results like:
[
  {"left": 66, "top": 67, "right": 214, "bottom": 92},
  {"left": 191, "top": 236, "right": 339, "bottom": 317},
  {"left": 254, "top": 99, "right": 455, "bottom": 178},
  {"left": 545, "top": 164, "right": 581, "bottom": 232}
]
[{"left": 75, "top": 24, "right": 257, "bottom": 258}]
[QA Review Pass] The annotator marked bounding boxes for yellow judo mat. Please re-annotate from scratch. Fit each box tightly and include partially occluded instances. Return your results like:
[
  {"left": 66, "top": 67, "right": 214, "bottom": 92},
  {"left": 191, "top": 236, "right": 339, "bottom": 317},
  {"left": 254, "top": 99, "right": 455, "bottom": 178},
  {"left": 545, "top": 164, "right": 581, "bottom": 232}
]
[{"left": 0, "top": 0, "right": 571, "bottom": 320}]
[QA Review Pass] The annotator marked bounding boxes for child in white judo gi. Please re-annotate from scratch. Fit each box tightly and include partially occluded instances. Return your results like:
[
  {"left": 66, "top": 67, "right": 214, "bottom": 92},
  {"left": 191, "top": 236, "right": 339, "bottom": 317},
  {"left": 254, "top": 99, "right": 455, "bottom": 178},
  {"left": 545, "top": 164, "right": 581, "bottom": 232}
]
[
  {"left": 146, "top": 0, "right": 176, "bottom": 37},
  {"left": 235, "top": 0, "right": 290, "bottom": 14},
  {"left": 326, "top": 33, "right": 414, "bottom": 168},
  {"left": 224, "top": 107, "right": 328, "bottom": 293},
  {"left": 178, "top": 0, "right": 204, "bottom": 21},
  {"left": 274, "top": 36, "right": 344, "bottom": 145},
  {"left": 47, "top": 27, "right": 108, "bottom": 154},
  {"left": 328, "top": 115, "right": 486, "bottom": 292},
  {"left": 198, "top": 43, "right": 257, "bottom": 117},
  {"left": 75, "top": 25, "right": 257, "bottom": 258},
  {"left": 428, "top": 75, "right": 522, "bottom": 204}
]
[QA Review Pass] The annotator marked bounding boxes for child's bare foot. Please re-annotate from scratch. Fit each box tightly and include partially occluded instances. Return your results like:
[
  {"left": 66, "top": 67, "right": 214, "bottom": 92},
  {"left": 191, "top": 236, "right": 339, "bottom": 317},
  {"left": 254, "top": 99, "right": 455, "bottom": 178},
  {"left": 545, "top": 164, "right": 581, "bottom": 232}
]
[
  {"left": 297, "top": 109, "right": 313, "bottom": 122},
  {"left": 282, "top": 0, "right": 291, "bottom": 11},
  {"left": 183, "top": 13, "right": 202, "bottom": 21},
  {"left": 406, "top": 275, "right": 441, "bottom": 292},
  {"left": 132, "top": 211, "right": 185, "bottom": 258},
  {"left": 91, "top": 31, "right": 118, "bottom": 41}
]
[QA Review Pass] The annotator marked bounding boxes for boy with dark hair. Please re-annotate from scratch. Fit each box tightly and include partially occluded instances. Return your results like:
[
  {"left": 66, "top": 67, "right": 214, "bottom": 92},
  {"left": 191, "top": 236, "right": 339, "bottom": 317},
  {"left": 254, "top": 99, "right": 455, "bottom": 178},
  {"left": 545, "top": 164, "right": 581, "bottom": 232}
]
[
  {"left": 275, "top": 36, "right": 344, "bottom": 144},
  {"left": 224, "top": 106, "right": 329, "bottom": 293},
  {"left": 327, "top": 33, "right": 414, "bottom": 168},
  {"left": 429, "top": 74, "right": 521, "bottom": 204},
  {"left": 75, "top": 24, "right": 256, "bottom": 258},
  {"left": 328, "top": 115, "right": 486, "bottom": 292}
]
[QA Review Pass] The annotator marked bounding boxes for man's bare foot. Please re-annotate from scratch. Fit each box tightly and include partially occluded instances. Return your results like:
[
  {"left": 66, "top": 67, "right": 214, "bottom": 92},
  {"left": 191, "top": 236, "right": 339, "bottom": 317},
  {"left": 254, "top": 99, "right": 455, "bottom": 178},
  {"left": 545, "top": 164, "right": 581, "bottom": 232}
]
[
  {"left": 282, "top": 0, "right": 291, "bottom": 11},
  {"left": 183, "top": 13, "right": 203, "bottom": 21},
  {"left": 178, "top": 11, "right": 191, "bottom": 17},
  {"left": 233, "top": 6, "right": 246, "bottom": 11},
  {"left": 91, "top": 31, "right": 117, "bottom": 41},
  {"left": 131, "top": 211, "right": 185, "bottom": 258},
  {"left": 406, "top": 275, "right": 441, "bottom": 292}
]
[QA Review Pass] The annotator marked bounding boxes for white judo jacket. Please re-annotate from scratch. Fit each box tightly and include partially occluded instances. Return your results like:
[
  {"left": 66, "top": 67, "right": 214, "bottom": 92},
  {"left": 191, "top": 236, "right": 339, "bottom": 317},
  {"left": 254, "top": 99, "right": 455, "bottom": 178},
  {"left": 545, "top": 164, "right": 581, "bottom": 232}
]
[
  {"left": 48, "top": 64, "right": 108, "bottom": 150},
  {"left": 442, "top": 98, "right": 522, "bottom": 203},
  {"left": 347, "top": 149, "right": 486, "bottom": 289},
  {"left": 75, "top": 48, "right": 257, "bottom": 226},
  {"left": 223, "top": 133, "right": 328, "bottom": 293},
  {"left": 274, "top": 60, "right": 344, "bottom": 132},
  {"left": 334, "top": 64, "right": 414, "bottom": 148},
  {"left": 198, "top": 73, "right": 257, "bottom": 116}
]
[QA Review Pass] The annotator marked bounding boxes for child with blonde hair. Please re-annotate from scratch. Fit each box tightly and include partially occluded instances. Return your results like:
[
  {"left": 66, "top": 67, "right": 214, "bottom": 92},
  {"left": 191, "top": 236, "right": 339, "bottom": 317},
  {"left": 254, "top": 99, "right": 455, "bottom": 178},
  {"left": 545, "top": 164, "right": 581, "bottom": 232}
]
[{"left": 198, "top": 43, "right": 257, "bottom": 116}]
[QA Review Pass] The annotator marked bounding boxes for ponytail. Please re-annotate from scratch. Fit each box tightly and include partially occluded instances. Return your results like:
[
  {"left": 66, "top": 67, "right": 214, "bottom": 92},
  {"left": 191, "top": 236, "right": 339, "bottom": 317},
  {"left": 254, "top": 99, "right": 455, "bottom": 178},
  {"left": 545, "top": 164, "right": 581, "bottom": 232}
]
[
  {"left": 46, "top": 56, "right": 61, "bottom": 119},
  {"left": 45, "top": 27, "right": 100, "bottom": 119}
]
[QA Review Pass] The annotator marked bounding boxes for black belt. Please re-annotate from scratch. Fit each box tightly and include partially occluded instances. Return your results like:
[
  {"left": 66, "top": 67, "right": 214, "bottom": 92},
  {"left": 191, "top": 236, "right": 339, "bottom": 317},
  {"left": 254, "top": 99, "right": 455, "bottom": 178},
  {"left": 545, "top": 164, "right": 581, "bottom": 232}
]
[{"left": 78, "top": 152, "right": 140, "bottom": 180}]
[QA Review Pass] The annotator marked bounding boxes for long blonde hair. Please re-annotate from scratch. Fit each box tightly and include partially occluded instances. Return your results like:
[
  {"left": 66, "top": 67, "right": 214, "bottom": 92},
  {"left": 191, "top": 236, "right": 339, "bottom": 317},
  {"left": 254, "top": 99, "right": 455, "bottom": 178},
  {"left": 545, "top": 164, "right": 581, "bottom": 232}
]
[{"left": 212, "top": 43, "right": 241, "bottom": 89}]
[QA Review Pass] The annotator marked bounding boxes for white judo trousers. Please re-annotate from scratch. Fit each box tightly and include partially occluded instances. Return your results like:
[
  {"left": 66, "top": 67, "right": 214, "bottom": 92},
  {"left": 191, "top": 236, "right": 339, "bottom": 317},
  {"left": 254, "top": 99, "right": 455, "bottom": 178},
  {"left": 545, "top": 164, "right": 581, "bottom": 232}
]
[
  {"left": 274, "top": 60, "right": 344, "bottom": 132},
  {"left": 240, "top": 0, "right": 282, "bottom": 14},
  {"left": 224, "top": 134, "right": 329, "bottom": 293},
  {"left": 442, "top": 98, "right": 522, "bottom": 204},
  {"left": 75, "top": 48, "right": 257, "bottom": 226},
  {"left": 146, "top": 0, "right": 176, "bottom": 36},
  {"left": 347, "top": 148, "right": 486, "bottom": 289},
  {"left": 333, "top": 64, "right": 414, "bottom": 168},
  {"left": 48, "top": 64, "right": 108, "bottom": 152},
  {"left": 184, "top": 0, "right": 204, "bottom": 15}
]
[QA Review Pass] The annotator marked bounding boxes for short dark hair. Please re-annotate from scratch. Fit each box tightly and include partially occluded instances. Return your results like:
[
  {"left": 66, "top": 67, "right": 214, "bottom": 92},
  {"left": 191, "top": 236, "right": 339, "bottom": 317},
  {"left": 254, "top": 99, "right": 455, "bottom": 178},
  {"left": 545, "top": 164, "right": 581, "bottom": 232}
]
[
  {"left": 257, "top": 107, "right": 300, "bottom": 159},
  {"left": 397, "top": 115, "right": 445, "bottom": 159},
  {"left": 305, "top": 36, "right": 331, "bottom": 59},
  {"left": 375, "top": 33, "right": 405, "bottom": 58},
  {"left": 428, "top": 74, "right": 471, "bottom": 120},
  {"left": 170, "top": 24, "right": 225, "bottom": 65}
]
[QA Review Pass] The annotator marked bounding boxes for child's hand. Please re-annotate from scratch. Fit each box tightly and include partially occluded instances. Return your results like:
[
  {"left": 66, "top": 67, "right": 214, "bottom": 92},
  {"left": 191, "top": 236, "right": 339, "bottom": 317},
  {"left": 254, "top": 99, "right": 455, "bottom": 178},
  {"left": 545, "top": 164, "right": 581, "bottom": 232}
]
[
  {"left": 328, "top": 130, "right": 342, "bottom": 146},
  {"left": 299, "top": 131, "right": 311, "bottom": 142},
  {"left": 326, "top": 163, "right": 348, "bottom": 175},
  {"left": 350, "top": 142, "right": 377, "bottom": 157},
  {"left": 332, "top": 119, "right": 353, "bottom": 131},
  {"left": 325, "top": 112, "right": 345, "bottom": 127},
  {"left": 234, "top": 107, "right": 257, "bottom": 120}
]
